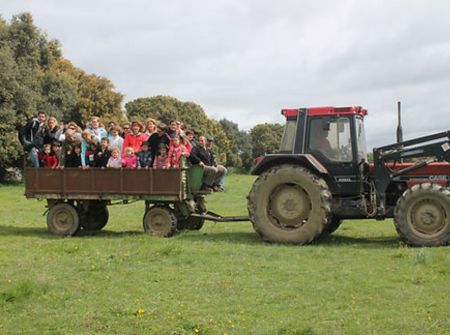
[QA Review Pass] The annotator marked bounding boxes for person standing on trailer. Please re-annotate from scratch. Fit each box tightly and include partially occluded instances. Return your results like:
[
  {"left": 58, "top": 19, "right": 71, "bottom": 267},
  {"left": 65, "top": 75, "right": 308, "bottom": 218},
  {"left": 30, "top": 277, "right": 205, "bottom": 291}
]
[{"left": 19, "top": 111, "right": 46, "bottom": 167}]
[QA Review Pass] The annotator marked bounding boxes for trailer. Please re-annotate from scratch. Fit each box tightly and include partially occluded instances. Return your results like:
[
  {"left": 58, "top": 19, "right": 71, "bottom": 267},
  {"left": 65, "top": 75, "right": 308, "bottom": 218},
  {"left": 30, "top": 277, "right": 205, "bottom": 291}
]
[{"left": 24, "top": 164, "right": 248, "bottom": 237}]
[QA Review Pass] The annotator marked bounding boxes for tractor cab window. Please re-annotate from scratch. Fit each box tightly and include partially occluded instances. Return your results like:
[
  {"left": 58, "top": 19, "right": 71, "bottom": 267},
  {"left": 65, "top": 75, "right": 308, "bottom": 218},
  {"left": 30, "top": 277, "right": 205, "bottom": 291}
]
[
  {"left": 308, "top": 117, "right": 353, "bottom": 162},
  {"left": 356, "top": 117, "right": 367, "bottom": 161},
  {"left": 279, "top": 119, "right": 297, "bottom": 152}
]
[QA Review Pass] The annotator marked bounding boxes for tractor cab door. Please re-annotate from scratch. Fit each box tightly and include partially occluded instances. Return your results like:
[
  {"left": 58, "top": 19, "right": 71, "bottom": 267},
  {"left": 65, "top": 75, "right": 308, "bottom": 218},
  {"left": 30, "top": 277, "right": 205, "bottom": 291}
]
[{"left": 306, "top": 116, "right": 363, "bottom": 195}]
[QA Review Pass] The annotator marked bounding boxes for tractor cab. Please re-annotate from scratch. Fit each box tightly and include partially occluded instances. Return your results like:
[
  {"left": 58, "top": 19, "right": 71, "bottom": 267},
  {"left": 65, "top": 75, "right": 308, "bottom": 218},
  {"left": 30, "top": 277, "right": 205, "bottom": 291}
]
[
  {"left": 254, "top": 106, "right": 368, "bottom": 196},
  {"left": 280, "top": 106, "right": 368, "bottom": 195}
]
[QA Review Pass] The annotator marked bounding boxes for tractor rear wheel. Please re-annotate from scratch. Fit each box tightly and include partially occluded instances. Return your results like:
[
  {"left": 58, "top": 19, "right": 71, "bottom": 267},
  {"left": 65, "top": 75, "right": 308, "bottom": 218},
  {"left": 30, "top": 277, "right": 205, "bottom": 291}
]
[
  {"left": 143, "top": 206, "right": 177, "bottom": 237},
  {"left": 47, "top": 203, "right": 80, "bottom": 236},
  {"left": 80, "top": 201, "right": 109, "bottom": 231},
  {"left": 394, "top": 183, "right": 450, "bottom": 246},
  {"left": 247, "top": 165, "right": 331, "bottom": 244}
]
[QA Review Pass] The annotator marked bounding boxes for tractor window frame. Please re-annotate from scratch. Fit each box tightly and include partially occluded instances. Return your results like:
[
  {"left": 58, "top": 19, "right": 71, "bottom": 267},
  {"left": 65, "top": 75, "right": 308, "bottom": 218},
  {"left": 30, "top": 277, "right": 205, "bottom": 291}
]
[
  {"left": 307, "top": 116, "right": 354, "bottom": 163},
  {"left": 279, "top": 117, "right": 297, "bottom": 153}
]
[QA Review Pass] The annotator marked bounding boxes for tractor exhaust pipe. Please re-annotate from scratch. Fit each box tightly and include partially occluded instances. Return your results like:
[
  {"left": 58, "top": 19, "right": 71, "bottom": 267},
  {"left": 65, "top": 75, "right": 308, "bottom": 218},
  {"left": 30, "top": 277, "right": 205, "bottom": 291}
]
[{"left": 396, "top": 101, "right": 403, "bottom": 144}]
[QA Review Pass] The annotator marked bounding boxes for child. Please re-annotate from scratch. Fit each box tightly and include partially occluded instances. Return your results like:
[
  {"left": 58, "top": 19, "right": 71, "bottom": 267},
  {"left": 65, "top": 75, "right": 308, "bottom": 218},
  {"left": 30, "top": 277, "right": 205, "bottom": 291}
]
[
  {"left": 108, "top": 125, "right": 124, "bottom": 154},
  {"left": 107, "top": 147, "right": 122, "bottom": 168},
  {"left": 85, "top": 142, "right": 97, "bottom": 167},
  {"left": 137, "top": 141, "right": 152, "bottom": 168},
  {"left": 153, "top": 143, "right": 170, "bottom": 169},
  {"left": 122, "top": 147, "right": 137, "bottom": 168},
  {"left": 65, "top": 144, "right": 82, "bottom": 168},
  {"left": 39, "top": 144, "right": 52, "bottom": 167},
  {"left": 168, "top": 135, "right": 190, "bottom": 168},
  {"left": 94, "top": 137, "right": 111, "bottom": 168}
]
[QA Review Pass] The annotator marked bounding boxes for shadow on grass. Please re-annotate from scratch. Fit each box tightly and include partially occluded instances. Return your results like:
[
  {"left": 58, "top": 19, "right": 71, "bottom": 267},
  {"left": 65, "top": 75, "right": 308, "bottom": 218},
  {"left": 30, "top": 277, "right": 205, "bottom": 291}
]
[
  {"left": 0, "top": 224, "right": 142, "bottom": 239},
  {"left": 179, "top": 231, "right": 400, "bottom": 248},
  {"left": 317, "top": 234, "right": 400, "bottom": 249},
  {"left": 0, "top": 225, "right": 400, "bottom": 248}
]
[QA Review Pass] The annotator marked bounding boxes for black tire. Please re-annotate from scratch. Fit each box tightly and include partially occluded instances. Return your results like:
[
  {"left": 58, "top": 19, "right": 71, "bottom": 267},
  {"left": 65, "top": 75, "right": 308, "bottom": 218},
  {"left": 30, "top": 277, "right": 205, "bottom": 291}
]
[
  {"left": 80, "top": 202, "right": 109, "bottom": 231},
  {"left": 143, "top": 206, "right": 177, "bottom": 237},
  {"left": 47, "top": 203, "right": 80, "bottom": 236},
  {"left": 177, "top": 216, "right": 205, "bottom": 230},
  {"left": 247, "top": 164, "right": 331, "bottom": 244},
  {"left": 322, "top": 215, "right": 342, "bottom": 235},
  {"left": 394, "top": 183, "right": 450, "bottom": 247}
]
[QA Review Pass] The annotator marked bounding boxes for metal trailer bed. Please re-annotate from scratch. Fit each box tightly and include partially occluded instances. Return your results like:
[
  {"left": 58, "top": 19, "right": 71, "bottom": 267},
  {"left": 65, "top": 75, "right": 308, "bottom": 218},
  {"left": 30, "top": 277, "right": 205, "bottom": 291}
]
[{"left": 24, "top": 166, "right": 248, "bottom": 237}]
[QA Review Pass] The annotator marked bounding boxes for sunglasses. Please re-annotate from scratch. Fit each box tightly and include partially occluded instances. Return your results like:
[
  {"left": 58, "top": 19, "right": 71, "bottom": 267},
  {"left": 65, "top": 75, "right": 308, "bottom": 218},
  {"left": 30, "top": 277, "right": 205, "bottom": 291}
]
[{"left": 123, "top": 127, "right": 130, "bottom": 130}]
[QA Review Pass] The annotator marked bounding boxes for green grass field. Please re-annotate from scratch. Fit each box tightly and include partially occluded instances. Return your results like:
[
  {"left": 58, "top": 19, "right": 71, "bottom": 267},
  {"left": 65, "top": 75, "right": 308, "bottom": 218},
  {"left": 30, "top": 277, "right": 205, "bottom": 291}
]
[{"left": 0, "top": 174, "right": 449, "bottom": 335}]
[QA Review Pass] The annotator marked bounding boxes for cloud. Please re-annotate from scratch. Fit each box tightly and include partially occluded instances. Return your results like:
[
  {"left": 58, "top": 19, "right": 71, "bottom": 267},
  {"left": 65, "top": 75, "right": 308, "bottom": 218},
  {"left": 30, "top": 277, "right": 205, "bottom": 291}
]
[{"left": 1, "top": 0, "right": 450, "bottom": 148}]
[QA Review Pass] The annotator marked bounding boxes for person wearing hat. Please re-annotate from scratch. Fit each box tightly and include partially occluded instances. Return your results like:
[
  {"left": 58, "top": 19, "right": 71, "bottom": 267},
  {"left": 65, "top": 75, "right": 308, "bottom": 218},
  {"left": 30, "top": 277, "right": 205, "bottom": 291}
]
[{"left": 122, "top": 120, "right": 147, "bottom": 157}]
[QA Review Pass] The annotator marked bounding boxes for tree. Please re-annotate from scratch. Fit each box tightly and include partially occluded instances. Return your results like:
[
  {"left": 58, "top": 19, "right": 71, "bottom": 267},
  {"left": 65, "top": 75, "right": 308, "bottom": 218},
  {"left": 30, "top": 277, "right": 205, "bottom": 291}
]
[
  {"left": 0, "top": 12, "right": 124, "bottom": 179},
  {"left": 219, "top": 118, "right": 253, "bottom": 170},
  {"left": 250, "top": 123, "right": 284, "bottom": 158}
]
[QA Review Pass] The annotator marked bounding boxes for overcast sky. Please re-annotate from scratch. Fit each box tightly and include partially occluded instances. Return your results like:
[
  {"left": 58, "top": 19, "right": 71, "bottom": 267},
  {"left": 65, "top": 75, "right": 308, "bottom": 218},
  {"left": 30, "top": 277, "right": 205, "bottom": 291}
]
[{"left": 1, "top": 0, "right": 450, "bottom": 148}]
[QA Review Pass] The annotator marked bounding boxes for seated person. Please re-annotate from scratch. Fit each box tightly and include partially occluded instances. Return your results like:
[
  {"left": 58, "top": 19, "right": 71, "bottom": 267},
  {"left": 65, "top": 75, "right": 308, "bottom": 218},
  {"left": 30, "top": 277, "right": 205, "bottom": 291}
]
[{"left": 189, "top": 136, "right": 226, "bottom": 192}]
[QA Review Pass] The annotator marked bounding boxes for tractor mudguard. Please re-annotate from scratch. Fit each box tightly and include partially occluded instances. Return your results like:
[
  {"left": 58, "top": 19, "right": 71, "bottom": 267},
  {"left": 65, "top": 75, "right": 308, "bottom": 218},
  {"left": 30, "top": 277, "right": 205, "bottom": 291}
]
[{"left": 251, "top": 154, "right": 328, "bottom": 176}]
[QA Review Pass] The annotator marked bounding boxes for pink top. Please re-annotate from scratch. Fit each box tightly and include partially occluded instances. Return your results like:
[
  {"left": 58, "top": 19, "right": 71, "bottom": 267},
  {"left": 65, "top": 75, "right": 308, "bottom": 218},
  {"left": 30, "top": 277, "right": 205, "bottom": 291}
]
[
  {"left": 168, "top": 144, "right": 190, "bottom": 168},
  {"left": 122, "top": 156, "right": 137, "bottom": 168},
  {"left": 153, "top": 153, "right": 170, "bottom": 169}
]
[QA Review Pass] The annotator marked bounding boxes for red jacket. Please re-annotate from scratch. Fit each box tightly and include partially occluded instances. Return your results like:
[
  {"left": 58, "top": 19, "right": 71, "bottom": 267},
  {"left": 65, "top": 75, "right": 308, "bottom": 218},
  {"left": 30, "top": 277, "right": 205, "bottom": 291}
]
[
  {"left": 40, "top": 153, "right": 59, "bottom": 168},
  {"left": 122, "top": 133, "right": 147, "bottom": 157}
]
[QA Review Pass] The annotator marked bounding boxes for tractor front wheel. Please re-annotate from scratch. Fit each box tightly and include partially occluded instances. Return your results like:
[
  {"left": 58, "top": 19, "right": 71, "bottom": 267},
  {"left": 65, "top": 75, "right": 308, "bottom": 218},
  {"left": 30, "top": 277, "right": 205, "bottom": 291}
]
[
  {"left": 247, "top": 165, "right": 331, "bottom": 244},
  {"left": 394, "top": 183, "right": 450, "bottom": 246}
]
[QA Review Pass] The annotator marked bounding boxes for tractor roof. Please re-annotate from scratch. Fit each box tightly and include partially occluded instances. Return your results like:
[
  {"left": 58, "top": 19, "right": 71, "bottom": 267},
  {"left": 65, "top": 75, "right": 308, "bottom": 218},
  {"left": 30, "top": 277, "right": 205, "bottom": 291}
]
[{"left": 282, "top": 106, "right": 367, "bottom": 118}]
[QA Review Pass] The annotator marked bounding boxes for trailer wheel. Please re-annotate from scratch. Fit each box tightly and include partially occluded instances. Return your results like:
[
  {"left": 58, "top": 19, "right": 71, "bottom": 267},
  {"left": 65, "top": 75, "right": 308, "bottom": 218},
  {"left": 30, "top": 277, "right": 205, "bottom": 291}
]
[
  {"left": 47, "top": 203, "right": 80, "bottom": 236},
  {"left": 247, "top": 164, "right": 331, "bottom": 244},
  {"left": 143, "top": 206, "right": 177, "bottom": 237},
  {"left": 394, "top": 183, "right": 450, "bottom": 246},
  {"left": 80, "top": 202, "right": 109, "bottom": 231},
  {"left": 178, "top": 216, "right": 205, "bottom": 230},
  {"left": 322, "top": 215, "right": 342, "bottom": 235}
]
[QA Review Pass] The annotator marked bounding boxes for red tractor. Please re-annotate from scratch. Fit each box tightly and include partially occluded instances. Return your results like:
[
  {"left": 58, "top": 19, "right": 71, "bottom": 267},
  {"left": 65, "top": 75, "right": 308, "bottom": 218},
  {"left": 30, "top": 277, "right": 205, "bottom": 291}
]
[{"left": 247, "top": 106, "right": 450, "bottom": 246}]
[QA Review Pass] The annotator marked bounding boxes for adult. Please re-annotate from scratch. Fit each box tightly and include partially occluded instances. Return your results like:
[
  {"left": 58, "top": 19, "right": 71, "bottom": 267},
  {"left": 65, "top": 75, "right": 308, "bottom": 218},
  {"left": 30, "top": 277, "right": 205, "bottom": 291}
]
[
  {"left": 148, "top": 123, "right": 170, "bottom": 162},
  {"left": 121, "top": 122, "right": 131, "bottom": 139},
  {"left": 44, "top": 116, "right": 63, "bottom": 145},
  {"left": 185, "top": 129, "right": 196, "bottom": 149},
  {"left": 167, "top": 120, "right": 180, "bottom": 138},
  {"left": 144, "top": 118, "right": 158, "bottom": 139},
  {"left": 122, "top": 120, "right": 147, "bottom": 157},
  {"left": 189, "top": 136, "right": 226, "bottom": 192},
  {"left": 81, "top": 130, "right": 97, "bottom": 167},
  {"left": 59, "top": 129, "right": 81, "bottom": 167},
  {"left": 206, "top": 137, "right": 227, "bottom": 191},
  {"left": 107, "top": 121, "right": 117, "bottom": 137},
  {"left": 19, "top": 111, "right": 46, "bottom": 167},
  {"left": 87, "top": 116, "right": 107, "bottom": 143}
]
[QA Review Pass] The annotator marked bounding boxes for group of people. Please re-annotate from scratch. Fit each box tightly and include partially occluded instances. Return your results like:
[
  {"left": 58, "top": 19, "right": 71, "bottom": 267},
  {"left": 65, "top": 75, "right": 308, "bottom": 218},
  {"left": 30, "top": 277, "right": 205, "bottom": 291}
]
[{"left": 19, "top": 111, "right": 227, "bottom": 192}]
